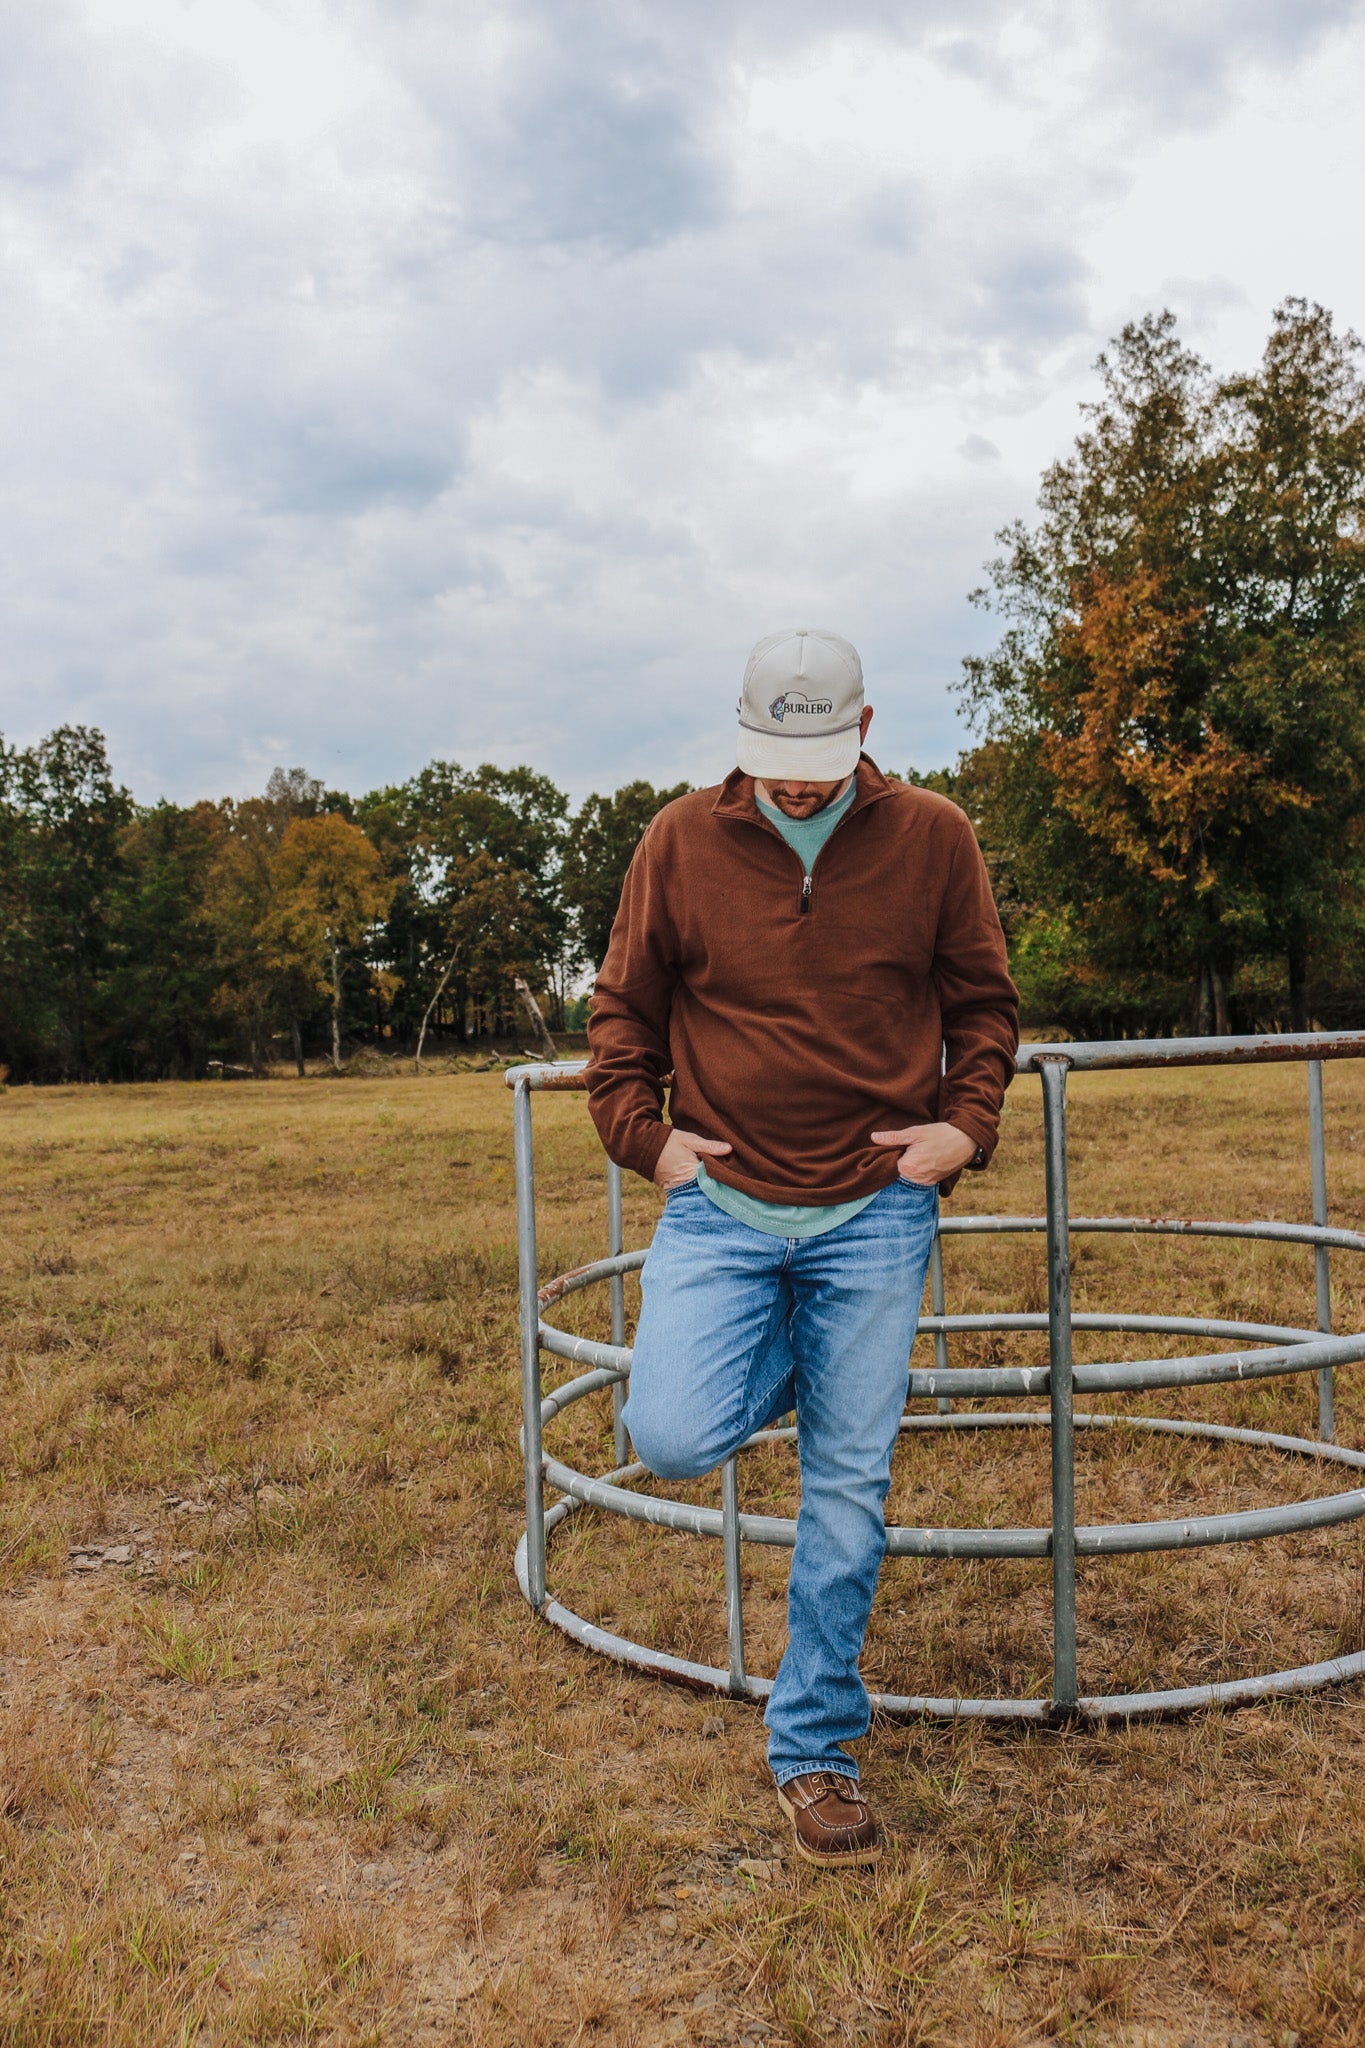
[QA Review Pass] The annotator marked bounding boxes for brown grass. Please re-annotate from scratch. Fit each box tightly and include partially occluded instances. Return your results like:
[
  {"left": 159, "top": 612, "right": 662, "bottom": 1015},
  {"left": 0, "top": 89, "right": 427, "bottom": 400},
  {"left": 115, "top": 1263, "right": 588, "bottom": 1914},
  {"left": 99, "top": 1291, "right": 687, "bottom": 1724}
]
[{"left": 1, "top": 1062, "right": 1364, "bottom": 2045}]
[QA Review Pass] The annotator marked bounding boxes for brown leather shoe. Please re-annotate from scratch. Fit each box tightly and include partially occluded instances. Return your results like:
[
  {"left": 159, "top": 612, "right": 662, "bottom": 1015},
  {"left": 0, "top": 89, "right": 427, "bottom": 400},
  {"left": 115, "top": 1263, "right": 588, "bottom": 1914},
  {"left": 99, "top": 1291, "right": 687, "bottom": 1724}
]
[{"left": 775, "top": 1772, "right": 881, "bottom": 1867}]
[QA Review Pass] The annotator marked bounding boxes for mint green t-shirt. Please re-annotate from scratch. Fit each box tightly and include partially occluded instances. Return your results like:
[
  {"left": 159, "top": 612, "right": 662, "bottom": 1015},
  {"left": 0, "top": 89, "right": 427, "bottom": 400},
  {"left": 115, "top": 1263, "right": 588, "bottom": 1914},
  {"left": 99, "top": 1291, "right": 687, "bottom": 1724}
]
[
  {"left": 695, "top": 776, "right": 880, "bottom": 1240},
  {"left": 754, "top": 775, "right": 856, "bottom": 874}
]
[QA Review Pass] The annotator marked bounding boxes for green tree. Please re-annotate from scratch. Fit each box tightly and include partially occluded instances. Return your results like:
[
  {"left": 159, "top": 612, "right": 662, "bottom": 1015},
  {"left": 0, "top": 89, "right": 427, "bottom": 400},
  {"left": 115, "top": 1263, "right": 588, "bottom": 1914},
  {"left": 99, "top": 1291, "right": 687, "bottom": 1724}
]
[
  {"left": 0, "top": 739, "right": 35, "bottom": 1078},
  {"left": 1217, "top": 301, "right": 1365, "bottom": 1022},
  {"left": 0, "top": 726, "right": 132, "bottom": 1080},
  {"left": 360, "top": 762, "right": 569, "bottom": 1045},
  {"left": 103, "top": 802, "right": 225, "bottom": 1077},
  {"left": 903, "top": 744, "right": 1028, "bottom": 947},
  {"left": 561, "top": 779, "right": 691, "bottom": 971},
  {"left": 411, "top": 850, "right": 556, "bottom": 1067}
]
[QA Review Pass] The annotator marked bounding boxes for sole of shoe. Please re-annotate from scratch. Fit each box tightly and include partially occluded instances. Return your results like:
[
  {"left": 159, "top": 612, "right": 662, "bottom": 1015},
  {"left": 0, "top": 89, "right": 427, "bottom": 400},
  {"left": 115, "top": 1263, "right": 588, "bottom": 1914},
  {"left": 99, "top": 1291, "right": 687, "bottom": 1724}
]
[
  {"left": 790, "top": 1835, "right": 883, "bottom": 1868},
  {"left": 776, "top": 1785, "right": 883, "bottom": 1869}
]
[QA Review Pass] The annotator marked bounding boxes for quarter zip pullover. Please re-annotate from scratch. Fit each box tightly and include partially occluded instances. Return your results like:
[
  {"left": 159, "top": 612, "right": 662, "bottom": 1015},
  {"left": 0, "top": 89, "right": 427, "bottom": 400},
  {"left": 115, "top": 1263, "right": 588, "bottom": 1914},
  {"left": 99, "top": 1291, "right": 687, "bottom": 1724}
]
[{"left": 586, "top": 755, "right": 1019, "bottom": 1204}]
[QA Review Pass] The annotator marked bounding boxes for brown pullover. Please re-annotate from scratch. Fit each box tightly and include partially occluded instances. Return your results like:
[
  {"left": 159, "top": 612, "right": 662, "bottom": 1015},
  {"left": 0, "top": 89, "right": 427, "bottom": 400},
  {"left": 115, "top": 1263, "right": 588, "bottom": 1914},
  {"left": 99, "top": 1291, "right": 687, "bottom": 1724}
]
[{"left": 585, "top": 756, "right": 1019, "bottom": 1202}]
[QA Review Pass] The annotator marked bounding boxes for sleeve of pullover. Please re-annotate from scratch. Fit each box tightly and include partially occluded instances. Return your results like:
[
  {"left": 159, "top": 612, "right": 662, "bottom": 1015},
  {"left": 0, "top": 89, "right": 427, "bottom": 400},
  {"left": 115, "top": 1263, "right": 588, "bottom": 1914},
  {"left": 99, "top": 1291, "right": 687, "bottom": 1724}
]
[
  {"left": 584, "top": 826, "right": 678, "bottom": 1183},
  {"left": 933, "top": 820, "right": 1020, "bottom": 1163}
]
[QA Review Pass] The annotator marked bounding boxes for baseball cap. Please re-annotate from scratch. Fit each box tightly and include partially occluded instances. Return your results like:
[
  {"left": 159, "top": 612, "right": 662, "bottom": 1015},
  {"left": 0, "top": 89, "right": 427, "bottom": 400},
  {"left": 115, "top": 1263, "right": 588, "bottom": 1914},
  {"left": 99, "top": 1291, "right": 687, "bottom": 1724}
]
[{"left": 736, "top": 628, "right": 864, "bottom": 782}]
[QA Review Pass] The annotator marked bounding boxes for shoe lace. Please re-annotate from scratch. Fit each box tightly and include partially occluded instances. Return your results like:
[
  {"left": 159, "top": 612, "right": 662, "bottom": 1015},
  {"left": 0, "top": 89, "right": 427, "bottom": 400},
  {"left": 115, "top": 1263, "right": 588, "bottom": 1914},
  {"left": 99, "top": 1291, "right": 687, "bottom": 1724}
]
[{"left": 805, "top": 1772, "right": 859, "bottom": 1805}]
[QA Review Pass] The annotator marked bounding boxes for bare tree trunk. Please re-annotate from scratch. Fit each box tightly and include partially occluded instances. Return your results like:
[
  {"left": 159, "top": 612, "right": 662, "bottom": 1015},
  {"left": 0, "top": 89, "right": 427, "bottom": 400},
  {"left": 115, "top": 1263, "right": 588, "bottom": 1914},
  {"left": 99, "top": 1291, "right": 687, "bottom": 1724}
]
[
  {"left": 330, "top": 937, "right": 343, "bottom": 1073},
  {"left": 1194, "top": 958, "right": 1232, "bottom": 1035},
  {"left": 1211, "top": 960, "right": 1231, "bottom": 1035},
  {"left": 514, "top": 977, "right": 557, "bottom": 1060},
  {"left": 415, "top": 954, "right": 459, "bottom": 1072},
  {"left": 549, "top": 951, "right": 570, "bottom": 1031},
  {"left": 291, "top": 1020, "right": 305, "bottom": 1079},
  {"left": 1288, "top": 946, "right": 1310, "bottom": 1032}
]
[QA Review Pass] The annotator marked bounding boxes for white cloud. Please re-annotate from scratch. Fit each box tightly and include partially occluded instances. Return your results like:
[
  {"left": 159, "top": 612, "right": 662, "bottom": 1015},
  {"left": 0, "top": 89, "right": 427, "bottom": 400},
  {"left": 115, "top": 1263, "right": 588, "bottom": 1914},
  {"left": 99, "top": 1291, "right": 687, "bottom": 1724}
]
[{"left": 2, "top": 0, "right": 1364, "bottom": 803}]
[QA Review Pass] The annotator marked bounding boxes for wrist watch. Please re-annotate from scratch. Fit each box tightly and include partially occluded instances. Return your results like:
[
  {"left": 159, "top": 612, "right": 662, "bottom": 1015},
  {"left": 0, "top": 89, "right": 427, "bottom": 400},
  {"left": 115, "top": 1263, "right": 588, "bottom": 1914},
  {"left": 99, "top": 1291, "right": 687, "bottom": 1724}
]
[{"left": 966, "top": 1144, "right": 987, "bottom": 1171}]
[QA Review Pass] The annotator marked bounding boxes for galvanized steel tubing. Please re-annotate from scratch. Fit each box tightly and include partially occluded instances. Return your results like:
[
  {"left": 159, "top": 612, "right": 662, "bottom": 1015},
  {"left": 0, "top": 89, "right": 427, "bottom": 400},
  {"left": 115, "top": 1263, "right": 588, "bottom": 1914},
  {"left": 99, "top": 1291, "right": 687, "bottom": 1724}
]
[
  {"left": 513, "top": 1077, "right": 547, "bottom": 1610},
  {"left": 507, "top": 1030, "right": 1365, "bottom": 1718},
  {"left": 607, "top": 1160, "right": 628, "bottom": 1465},
  {"left": 1039, "top": 1058, "right": 1077, "bottom": 1710},
  {"left": 928, "top": 1233, "right": 951, "bottom": 1414},
  {"left": 1309, "top": 1060, "right": 1335, "bottom": 1441},
  {"left": 722, "top": 1455, "right": 747, "bottom": 1695}
]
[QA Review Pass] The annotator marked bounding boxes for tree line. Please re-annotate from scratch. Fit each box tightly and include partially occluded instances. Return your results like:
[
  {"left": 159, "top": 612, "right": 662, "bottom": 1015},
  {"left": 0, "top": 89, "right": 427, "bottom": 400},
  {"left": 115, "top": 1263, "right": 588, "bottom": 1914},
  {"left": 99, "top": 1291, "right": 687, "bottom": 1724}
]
[
  {"left": 3, "top": 298, "right": 1362, "bottom": 1082},
  {"left": 0, "top": 737, "right": 687, "bottom": 1082}
]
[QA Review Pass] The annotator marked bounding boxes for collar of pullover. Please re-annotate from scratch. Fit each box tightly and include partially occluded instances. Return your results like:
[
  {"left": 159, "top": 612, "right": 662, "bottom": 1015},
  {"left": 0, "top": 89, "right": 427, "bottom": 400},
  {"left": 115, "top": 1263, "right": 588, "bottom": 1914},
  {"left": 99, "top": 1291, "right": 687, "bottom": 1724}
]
[{"left": 710, "top": 752, "right": 898, "bottom": 826}]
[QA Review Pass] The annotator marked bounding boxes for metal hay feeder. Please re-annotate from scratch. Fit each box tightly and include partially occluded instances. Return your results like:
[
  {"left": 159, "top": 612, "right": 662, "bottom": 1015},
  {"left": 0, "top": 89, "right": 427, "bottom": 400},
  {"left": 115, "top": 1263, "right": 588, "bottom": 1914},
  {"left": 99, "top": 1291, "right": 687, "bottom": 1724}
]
[{"left": 508, "top": 1033, "right": 1365, "bottom": 1721}]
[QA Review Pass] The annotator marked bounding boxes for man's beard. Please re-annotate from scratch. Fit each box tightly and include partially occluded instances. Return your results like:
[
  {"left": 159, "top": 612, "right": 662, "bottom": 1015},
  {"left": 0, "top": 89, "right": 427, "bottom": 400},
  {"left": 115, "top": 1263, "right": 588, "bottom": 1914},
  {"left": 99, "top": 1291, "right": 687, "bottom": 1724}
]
[{"left": 766, "top": 785, "right": 841, "bottom": 819}]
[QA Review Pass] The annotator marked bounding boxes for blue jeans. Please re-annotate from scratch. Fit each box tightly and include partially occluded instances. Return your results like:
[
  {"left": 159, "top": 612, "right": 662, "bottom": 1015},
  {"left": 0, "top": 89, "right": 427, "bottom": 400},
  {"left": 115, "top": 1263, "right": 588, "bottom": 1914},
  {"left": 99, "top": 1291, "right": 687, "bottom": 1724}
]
[{"left": 622, "top": 1175, "right": 938, "bottom": 1785}]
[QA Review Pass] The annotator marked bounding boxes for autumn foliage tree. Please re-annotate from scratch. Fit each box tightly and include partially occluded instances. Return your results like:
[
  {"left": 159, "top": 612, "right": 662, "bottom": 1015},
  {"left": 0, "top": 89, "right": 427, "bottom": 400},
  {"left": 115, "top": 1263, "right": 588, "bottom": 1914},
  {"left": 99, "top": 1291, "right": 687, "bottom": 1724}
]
[
  {"left": 1040, "top": 569, "right": 1313, "bottom": 1030},
  {"left": 963, "top": 300, "right": 1365, "bottom": 1031},
  {"left": 205, "top": 782, "right": 320, "bottom": 1075},
  {"left": 271, "top": 814, "right": 394, "bottom": 1071}
]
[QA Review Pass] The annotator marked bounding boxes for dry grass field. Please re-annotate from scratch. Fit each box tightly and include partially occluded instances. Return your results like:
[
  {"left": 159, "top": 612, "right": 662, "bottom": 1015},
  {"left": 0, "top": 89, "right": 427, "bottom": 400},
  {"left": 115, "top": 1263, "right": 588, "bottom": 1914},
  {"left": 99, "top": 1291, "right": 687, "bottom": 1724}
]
[{"left": 2, "top": 1059, "right": 1365, "bottom": 2047}]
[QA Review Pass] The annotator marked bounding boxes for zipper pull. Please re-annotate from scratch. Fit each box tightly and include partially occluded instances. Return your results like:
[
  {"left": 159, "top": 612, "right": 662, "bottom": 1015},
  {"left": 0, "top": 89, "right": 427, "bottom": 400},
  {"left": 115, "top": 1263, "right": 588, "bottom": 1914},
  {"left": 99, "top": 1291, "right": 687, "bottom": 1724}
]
[{"left": 800, "top": 874, "right": 812, "bottom": 914}]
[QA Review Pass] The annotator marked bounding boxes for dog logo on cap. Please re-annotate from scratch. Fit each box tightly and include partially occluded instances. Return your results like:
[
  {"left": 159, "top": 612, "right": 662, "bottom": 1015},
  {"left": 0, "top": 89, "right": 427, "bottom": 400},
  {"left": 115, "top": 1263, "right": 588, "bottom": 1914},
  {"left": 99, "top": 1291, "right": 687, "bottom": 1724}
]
[{"left": 768, "top": 690, "right": 833, "bottom": 724}]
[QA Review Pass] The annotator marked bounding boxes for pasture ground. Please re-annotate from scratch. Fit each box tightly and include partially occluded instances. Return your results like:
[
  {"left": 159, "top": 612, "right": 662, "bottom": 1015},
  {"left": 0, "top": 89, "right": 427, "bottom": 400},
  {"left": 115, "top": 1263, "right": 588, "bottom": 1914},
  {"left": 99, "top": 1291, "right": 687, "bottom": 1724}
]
[{"left": 1, "top": 1062, "right": 1364, "bottom": 2046}]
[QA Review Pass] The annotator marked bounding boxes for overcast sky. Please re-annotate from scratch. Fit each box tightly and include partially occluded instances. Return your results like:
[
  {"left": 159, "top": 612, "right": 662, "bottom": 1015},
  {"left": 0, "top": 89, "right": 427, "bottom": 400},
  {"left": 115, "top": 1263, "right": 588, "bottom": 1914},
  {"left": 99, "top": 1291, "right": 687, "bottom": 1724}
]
[{"left": 4, "top": 0, "right": 1365, "bottom": 806}]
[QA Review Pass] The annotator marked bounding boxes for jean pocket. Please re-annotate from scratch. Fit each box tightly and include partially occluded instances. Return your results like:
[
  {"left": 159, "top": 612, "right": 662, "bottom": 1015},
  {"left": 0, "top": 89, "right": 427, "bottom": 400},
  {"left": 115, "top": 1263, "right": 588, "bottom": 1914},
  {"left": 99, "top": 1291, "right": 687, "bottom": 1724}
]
[
  {"left": 896, "top": 1173, "right": 939, "bottom": 1192},
  {"left": 664, "top": 1176, "right": 701, "bottom": 1200}
]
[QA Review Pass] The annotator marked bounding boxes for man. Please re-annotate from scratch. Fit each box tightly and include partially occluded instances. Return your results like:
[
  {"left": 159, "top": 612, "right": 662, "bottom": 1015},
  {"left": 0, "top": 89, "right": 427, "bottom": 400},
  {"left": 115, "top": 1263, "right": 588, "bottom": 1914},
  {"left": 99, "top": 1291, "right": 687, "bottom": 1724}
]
[{"left": 585, "top": 628, "right": 1018, "bottom": 1867}]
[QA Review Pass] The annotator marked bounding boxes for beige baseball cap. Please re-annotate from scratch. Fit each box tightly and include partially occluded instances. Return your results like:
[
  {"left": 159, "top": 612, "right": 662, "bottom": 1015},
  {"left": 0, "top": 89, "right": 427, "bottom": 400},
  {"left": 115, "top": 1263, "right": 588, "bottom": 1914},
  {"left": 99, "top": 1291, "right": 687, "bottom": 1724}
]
[{"left": 736, "top": 628, "right": 864, "bottom": 781}]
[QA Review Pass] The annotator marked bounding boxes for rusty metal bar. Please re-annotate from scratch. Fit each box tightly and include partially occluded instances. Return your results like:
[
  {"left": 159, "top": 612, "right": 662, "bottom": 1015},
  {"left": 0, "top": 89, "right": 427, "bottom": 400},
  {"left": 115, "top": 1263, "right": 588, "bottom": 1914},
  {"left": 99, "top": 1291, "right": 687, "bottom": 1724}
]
[
  {"left": 506, "top": 1030, "right": 1365, "bottom": 1094},
  {"left": 1019, "top": 1030, "right": 1365, "bottom": 1072}
]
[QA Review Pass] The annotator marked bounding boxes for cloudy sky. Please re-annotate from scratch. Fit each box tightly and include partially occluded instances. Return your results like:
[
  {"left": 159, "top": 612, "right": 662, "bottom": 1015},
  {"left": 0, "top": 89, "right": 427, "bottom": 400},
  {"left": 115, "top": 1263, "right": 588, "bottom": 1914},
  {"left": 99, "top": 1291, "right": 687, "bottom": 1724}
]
[{"left": 4, "top": 0, "right": 1365, "bottom": 806}]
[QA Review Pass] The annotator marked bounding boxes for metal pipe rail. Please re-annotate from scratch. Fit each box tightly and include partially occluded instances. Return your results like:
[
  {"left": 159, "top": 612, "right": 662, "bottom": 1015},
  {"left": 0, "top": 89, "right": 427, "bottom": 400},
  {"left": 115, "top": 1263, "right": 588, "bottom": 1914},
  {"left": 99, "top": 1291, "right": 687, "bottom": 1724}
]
[{"left": 507, "top": 1032, "right": 1365, "bottom": 1719}]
